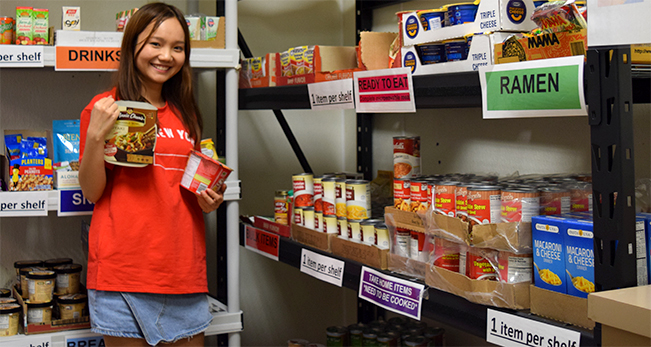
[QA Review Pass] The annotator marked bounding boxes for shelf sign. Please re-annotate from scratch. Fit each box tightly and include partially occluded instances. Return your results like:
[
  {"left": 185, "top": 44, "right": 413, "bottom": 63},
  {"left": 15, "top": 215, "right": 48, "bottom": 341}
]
[
  {"left": 300, "top": 248, "right": 345, "bottom": 287},
  {"left": 55, "top": 46, "right": 120, "bottom": 71},
  {"left": 0, "top": 191, "right": 48, "bottom": 217},
  {"left": 486, "top": 309, "right": 581, "bottom": 347},
  {"left": 354, "top": 67, "right": 416, "bottom": 113},
  {"left": 244, "top": 225, "right": 279, "bottom": 261},
  {"left": 58, "top": 189, "right": 94, "bottom": 216},
  {"left": 66, "top": 334, "right": 104, "bottom": 347},
  {"left": 479, "top": 56, "right": 587, "bottom": 119},
  {"left": 307, "top": 79, "right": 355, "bottom": 110},
  {"left": 9, "top": 334, "right": 51, "bottom": 347},
  {"left": 0, "top": 45, "right": 44, "bottom": 67},
  {"left": 358, "top": 266, "right": 424, "bottom": 320}
]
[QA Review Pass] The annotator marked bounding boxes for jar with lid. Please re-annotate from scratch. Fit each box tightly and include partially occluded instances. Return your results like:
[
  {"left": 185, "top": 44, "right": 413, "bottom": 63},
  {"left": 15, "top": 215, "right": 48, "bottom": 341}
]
[
  {"left": 0, "top": 303, "right": 21, "bottom": 336},
  {"left": 57, "top": 293, "right": 87, "bottom": 320},
  {"left": 27, "top": 270, "right": 56, "bottom": 302},
  {"left": 54, "top": 263, "right": 83, "bottom": 295},
  {"left": 26, "top": 300, "right": 53, "bottom": 324}
]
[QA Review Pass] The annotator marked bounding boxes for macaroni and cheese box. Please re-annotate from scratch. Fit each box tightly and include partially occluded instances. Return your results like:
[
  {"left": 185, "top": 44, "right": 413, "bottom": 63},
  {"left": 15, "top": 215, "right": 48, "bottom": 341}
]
[
  {"left": 637, "top": 213, "right": 651, "bottom": 284},
  {"left": 563, "top": 219, "right": 594, "bottom": 299},
  {"left": 635, "top": 214, "right": 649, "bottom": 286},
  {"left": 532, "top": 215, "right": 567, "bottom": 294}
]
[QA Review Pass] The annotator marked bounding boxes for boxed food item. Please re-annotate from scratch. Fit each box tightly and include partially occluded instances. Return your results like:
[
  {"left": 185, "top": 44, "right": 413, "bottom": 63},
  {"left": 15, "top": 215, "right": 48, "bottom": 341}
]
[
  {"left": 494, "top": 29, "right": 587, "bottom": 64},
  {"left": 4, "top": 130, "right": 53, "bottom": 191},
  {"left": 103, "top": 101, "right": 157, "bottom": 167},
  {"left": 277, "top": 45, "right": 362, "bottom": 86},
  {"left": 12, "top": 286, "right": 90, "bottom": 335},
  {"left": 531, "top": 215, "right": 567, "bottom": 294},
  {"left": 530, "top": 285, "right": 594, "bottom": 329},
  {"left": 191, "top": 16, "right": 225, "bottom": 49},
  {"left": 563, "top": 218, "right": 594, "bottom": 298},
  {"left": 32, "top": 8, "right": 49, "bottom": 45},
  {"left": 15, "top": 6, "right": 33, "bottom": 45},
  {"left": 239, "top": 53, "right": 278, "bottom": 88}
]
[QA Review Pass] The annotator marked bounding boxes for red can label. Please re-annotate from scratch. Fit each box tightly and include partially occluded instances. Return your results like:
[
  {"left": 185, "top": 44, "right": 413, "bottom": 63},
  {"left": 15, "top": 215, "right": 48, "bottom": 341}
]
[
  {"left": 393, "top": 136, "right": 420, "bottom": 179},
  {"left": 466, "top": 252, "right": 497, "bottom": 280},
  {"left": 541, "top": 190, "right": 571, "bottom": 215},
  {"left": 435, "top": 184, "right": 456, "bottom": 217},
  {"left": 467, "top": 189, "right": 501, "bottom": 225},
  {"left": 393, "top": 178, "right": 411, "bottom": 211},
  {"left": 293, "top": 173, "right": 314, "bottom": 207},
  {"left": 314, "top": 178, "right": 323, "bottom": 213},
  {"left": 570, "top": 188, "right": 592, "bottom": 212},
  {"left": 455, "top": 186, "right": 468, "bottom": 220},
  {"left": 433, "top": 238, "right": 460, "bottom": 272},
  {"left": 410, "top": 180, "right": 429, "bottom": 212}
]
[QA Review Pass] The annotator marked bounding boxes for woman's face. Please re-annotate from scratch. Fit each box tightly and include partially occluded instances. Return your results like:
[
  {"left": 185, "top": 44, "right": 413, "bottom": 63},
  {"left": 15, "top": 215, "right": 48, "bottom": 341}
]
[{"left": 135, "top": 17, "right": 186, "bottom": 90}]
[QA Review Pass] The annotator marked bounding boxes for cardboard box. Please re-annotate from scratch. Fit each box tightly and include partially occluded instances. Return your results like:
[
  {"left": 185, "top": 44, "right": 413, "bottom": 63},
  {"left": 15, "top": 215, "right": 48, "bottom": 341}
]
[
  {"left": 12, "top": 286, "right": 90, "bottom": 335},
  {"left": 532, "top": 215, "right": 568, "bottom": 294},
  {"left": 398, "top": 0, "right": 537, "bottom": 47},
  {"left": 253, "top": 215, "right": 290, "bottom": 238},
  {"left": 587, "top": 285, "right": 651, "bottom": 346},
  {"left": 191, "top": 16, "right": 225, "bottom": 49},
  {"left": 291, "top": 224, "right": 334, "bottom": 252},
  {"left": 331, "top": 236, "right": 389, "bottom": 270},
  {"left": 240, "top": 53, "right": 278, "bottom": 89},
  {"left": 388, "top": 253, "right": 428, "bottom": 279},
  {"left": 631, "top": 44, "right": 651, "bottom": 64},
  {"left": 359, "top": 31, "right": 398, "bottom": 71},
  {"left": 384, "top": 206, "right": 426, "bottom": 233},
  {"left": 530, "top": 285, "right": 594, "bottom": 329},
  {"left": 277, "top": 45, "right": 362, "bottom": 86},
  {"left": 4, "top": 130, "right": 53, "bottom": 191},
  {"left": 426, "top": 264, "right": 530, "bottom": 309},
  {"left": 53, "top": 170, "right": 79, "bottom": 189},
  {"left": 494, "top": 29, "right": 587, "bottom": 64},
  {"left": 563, "top": 219, "right": 594, "bottom": 298}
]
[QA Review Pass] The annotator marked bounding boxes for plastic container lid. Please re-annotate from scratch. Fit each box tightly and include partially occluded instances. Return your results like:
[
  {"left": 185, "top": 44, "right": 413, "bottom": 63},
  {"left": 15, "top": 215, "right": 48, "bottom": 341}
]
[
  {"left": 58, "top": 293, "right": 87, "bottom": 305},
  {"left": 43, "top": 258, "right": 73, "bottom": 268},
  {"left": 54, "top": 263, "right": 83, "bottom": 274},
  {"left": 27, "top": 270, "right": 56, "bottom": 279},
  {"left": 20, "top": 266, "right": 46, "bottom": 276},
  {"left": 0, "top": 288, "right": 10, "bottom": 297},
  {"left": 25, "top": 300, "right": 53, "bottom": 309},
  {"left": 0, "top": 298, "right": 17, "bottom": 304},
  {"left": 14, "top": 260, "right": 43, "bottom": 269},
  {"left": 0, "top": 303, "right": 21, "bottom": 314}
]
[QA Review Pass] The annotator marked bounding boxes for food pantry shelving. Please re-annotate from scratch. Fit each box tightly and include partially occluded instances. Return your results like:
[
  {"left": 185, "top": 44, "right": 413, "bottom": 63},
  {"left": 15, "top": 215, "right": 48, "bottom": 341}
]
[{"left": 0, "top": 0, "right": 243, "bottom": 345}]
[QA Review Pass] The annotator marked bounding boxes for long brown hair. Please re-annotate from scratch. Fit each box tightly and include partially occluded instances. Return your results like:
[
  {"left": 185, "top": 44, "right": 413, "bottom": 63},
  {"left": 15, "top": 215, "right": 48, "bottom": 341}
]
[{"left": 115, "top": 2, "right": 202, "bottom": 143}]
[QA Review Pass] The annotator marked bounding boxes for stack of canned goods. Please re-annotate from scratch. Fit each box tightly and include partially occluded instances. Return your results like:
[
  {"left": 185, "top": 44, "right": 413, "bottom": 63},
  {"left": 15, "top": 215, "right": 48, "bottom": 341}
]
[
  {"left": 290, "top": 173, "right": 391, "bottom": 250},
  {"left": 393, "top": 227, "right": 432, "bottom": 263},
  {"left": 325, "top": 317, "right": 445, "bottom": 347}
]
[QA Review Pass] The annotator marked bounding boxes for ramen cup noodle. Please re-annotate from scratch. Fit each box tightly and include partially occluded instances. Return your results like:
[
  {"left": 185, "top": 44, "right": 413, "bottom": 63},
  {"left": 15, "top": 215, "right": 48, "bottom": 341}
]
[
  {"left": 62, "top": 6, "right": 80, "bottom": 31},
  {"left": 532, "top": 215, "right": 567, "bottom": 294},
  {"left": 58, "top": 293, "right": 87, "bottom": 320},
  {"left": 54, "top": 264, "right": 82, "bottom": 295},
  {"left": 181, "top": 150, "right": 232, "bottom": 194},
  {"left": 15, "top": 7, "right": 33, "bottom": 45},
  {"left": 32, "top": 9, "right": 48, "bottom": 45},
  {"left": 0, "top": 304, "right": 21, "bottom": 336},
  {"left": 563, "top": 218, "right": 594, "bottom": 298},
  {"left": 26, "top": 300, "right": 53, "bottom": 324},
  {"left": 27, "top": 270, "right": 56, "bottom": 303},
  {"left": 185, "top": 15, "right": 201, "bottom": 40},
  {"left": 105, "top": 101, "right": 157, "bottom": 166}
]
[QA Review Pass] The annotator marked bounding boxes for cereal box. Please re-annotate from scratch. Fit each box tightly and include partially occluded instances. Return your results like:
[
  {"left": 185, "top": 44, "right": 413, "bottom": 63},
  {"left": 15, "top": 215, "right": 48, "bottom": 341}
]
[
  {"left": 32, "top": 9, "right": 49, "bottom": 45},
  {"left": 532, "top": 215, "right": 567, "bottom": 294},
  {"left": 15, "top": 7, "right": 33, "bottom": 45},
  {"left": 563, "top": 218, "right": 594, "bottom": 298}
]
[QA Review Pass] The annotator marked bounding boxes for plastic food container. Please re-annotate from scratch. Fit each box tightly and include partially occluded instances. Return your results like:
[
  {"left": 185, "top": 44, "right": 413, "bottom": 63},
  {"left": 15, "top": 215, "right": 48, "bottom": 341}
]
[
  {"left": 13, "top": 259, "right": 43, "bottom": 291},
  {"left": 54, "top": 263, "right": 82, "bottom": 295},
  {"left": 446, "top": 3, "right": 479, "bottom": 26},
  {"left": 43, "top": 257, "right": 73, "bottom": 270},
  {"left": 27, "top": 270, "right": 56, "bottom": 303},
  {"left": 418, "top": 9, "right": 446, "bottom": 30},
  {"left": 57, "top": 293, "right": 87, "bottom": 320},
  {"left": 0, "top": 303, "right": 21, "bottom": 336},
  {"left": 417, "top": 43, "right": 447, "bottom": 65},
  {"left": 444, "top": 39, "right": 469, "bottom": 62},
  {"left": 20, "top": 266, "right": 46, "bottom": 299},
  {"left": 26, "top": 300, "right": 53, "bottom": 324},
  {"left": 0, "top": 288, "right": 10, "bottom": 298},
  {"left": 180, "top": 150, "right": 232, "bottom": 195}
]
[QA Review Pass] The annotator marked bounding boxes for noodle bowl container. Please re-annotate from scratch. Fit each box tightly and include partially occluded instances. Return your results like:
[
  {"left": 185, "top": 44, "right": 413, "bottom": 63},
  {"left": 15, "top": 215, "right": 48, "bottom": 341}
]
[
  {"left": 180, "top": 150, "right": 232, "bottom": 194},
  {"left": 104, "top": 100, "right": 157, "bottom": 166}
]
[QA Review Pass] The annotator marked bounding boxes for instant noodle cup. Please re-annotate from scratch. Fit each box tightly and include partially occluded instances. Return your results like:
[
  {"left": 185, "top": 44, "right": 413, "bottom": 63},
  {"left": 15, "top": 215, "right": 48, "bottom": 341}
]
[
  {"left": 105, "top": 100, "right": 157, "bottom": 167},
  {"left": 57, "top": 293, "right": 87, "bottom": 320},
  {"left": 181, "top": 150, "right": 232, "bottom": 195},
  {"left": 20, "top": 266, "right": 47, "bottom": 299},
  {"left": 54, "top": 263, "right": 82, "bottom": 295},
  {"left": 27, "top": 270, "right": 56, "bottom": 303},
  {"left": 26, "top": 300, "right": 53, "bottom": 324},
  {"left": 0, "top": 304, "right": 21, "bottom": 336},
  {"left": 14, "top": 260, "right": 43, "bottom": 289}
]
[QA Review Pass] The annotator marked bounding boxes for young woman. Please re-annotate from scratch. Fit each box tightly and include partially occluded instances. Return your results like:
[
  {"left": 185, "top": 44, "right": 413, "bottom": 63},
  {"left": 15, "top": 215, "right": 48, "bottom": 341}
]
[{"left": 79, "top": 3, "right": 225, "bottom": 346}]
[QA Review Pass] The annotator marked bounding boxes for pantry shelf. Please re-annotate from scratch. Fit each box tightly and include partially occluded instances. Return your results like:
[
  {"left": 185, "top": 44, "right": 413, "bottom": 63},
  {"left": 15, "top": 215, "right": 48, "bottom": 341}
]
[{"left": 238, "top": 224, "right": 597, "bottom": 346}]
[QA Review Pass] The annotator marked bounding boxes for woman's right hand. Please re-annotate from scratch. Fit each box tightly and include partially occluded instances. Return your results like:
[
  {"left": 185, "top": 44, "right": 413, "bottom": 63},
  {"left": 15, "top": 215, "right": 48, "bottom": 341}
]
[{"left": 87, "top": 96, "right": 119, "bottom": 142}]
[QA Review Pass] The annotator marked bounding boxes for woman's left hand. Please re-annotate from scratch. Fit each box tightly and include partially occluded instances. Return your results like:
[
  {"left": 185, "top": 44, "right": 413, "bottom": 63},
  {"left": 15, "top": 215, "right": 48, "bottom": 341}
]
[{"left": 197, "top": 183, "right": 227, "bottom": 213}]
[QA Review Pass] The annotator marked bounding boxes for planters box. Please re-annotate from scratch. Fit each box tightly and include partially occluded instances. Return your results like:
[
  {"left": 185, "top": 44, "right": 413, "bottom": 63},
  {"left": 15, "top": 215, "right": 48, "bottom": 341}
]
[
  {"left": 530, "top": 285, "right": 594, "bottom": 329},
  {"left": 399, "top": 0, "right": 537, "bottom": 47},
  {"left": 331, "top": 236, "right": 389, "bottom": 270},
  {"left": 277, "top": 46, "right": 362, "bottom": 86},
  {"left": 291, "top": 223, "right": 334, "bottom": 252},
  {"left": 4, "top": 130, "right": 53, "bottom": 191},
  {"left": 240, "top": 53, "right": 278, "bottom": 89},
  {"left": 54, "top": 170, "right": 79, "bottom": 189},
  {"left": 494, "top": 29, "right": 587, "bottom": 64},
  {"left": 389, "top": 252, "right": 428, "bottom": 279},
  {"left": 400, "top": 33, "right": 511, "bottom": 76},
  {"left": 588, "top": 285, "right": 650, "bottom": 346},
  {"left": 12, "top": 286, "right": 90, "bottom": 335},
  {"left": 426, "top": 264, "right": 530, "bottom": 309},
  {"left": 254, "top": 215, "right": 290, "bottom": 238}
]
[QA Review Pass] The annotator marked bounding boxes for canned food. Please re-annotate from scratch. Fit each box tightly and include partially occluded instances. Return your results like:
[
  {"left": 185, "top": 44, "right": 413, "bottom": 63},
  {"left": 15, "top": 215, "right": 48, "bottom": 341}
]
[
  {"left": 432, "top": 237, "right": 461, "bottom": 272},
  {"left": 467, "top": 185, "right": 501, "bottom": 226},
  {"left": 315, "top": 211, "right": 323, "bottom": 232},
  {"left": 314, "top": 176, "right": 324, "bottom": 213},
  {"left": 348, "top": 324, "right": 364, "bottom": 347},
  {"left": 348, "top": 219, "right": 363, "bottom": 242},
  {"left": 393, "top": 178, "right": 411, "bottom": 211},
  {"left": 337, "top": 217, "right": 348, "bottom": 239},
  {"left": 410, "top": 231, "right": 428, "bottom": 262},
  {"left": 323, "top": 215, "right": 338, "bottom": 234},
  {"left": 322, "top": 177, "right": 337, "bottom": 216},
  {"left": 326, "top": 325, "right": 348, "bottom": 347},
  {"left": 570, "top": 182, "right": 592, "bottom": 212},
  {"left": 497, "top": 251, "right": 533, "bottom": 283},
  {"left": 410, "top": 179, "right": 429, "bottom": 212},
  {"left": 424, "top": 327, "right": 446, "bottom": 347},
  {"left": 335, "top": 179, "right": 347, "bottom": 218},
  {"left": 292, "top": 173, "right": 314, "bottom": 207},
  {"left": 346, "top": 180, "right": 371, "bottom": 220},
  {"left": 500, "top": 187, "right": 540, "bottom": 223},
  {"left": 303, "top": 207, "right": 315, "bottom": 229},
  {"left": 540, "top": 186, "right": 570, "bottom": 215},
  {"left": 274, "top": 190, "right": 289, "bottom": 225},
  {"left": 395, "top": 227, "right": 411, "bottom": 258},
  {"left": 0, "top": 17, "right": 13, "bottom": 44},
  {"left": 455, "top": 183, "right": 470, "bottom": 221},
  {"left": 361, "top": 219, "right": 381, "bottom": 245},
  {"left": 466, "top": 248, "right": 498, "bottom": 280},
  {"left": 293, "top": 207, "right": 303, "bottom": 226},
  {"left": 375, "top": 223, "right": 390, "bottom": 250},
  {"left": 0, "top": 289, "right": 10, "bottom": 298},
  {"left": 393, "top": 136, "right": 421, "bottom": 179},
  {"left": 435, "top": 181, "right": 458, "bottom": 217}
]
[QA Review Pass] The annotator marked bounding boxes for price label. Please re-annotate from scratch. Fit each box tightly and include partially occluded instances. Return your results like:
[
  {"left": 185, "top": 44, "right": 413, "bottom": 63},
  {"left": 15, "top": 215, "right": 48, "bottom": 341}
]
[
  {"left": 0, "top": 45, "right": 44, "bottom": 67},
  {"left": 354, "top": 68, "right": 416, "bottom": 113},
  {"left": 0, "top": 191, "right": 48, "bottom": 217},
  {"left": 487, "top": 309, "right": 581, "bottom": 347},
  {"left": 66, "top": 334, "right": 104, "bottom": 347},
  {"left": 300, "top": 248, "right": 345, "bottom": 287},
  {"left": 58, "top": 189, "right": 95, "bottom": 216},
  {"left": 244, "top": 225, "right": 279, "bottom": 261},
  {"left": 307, "top": 79, "right": 355, "bottom": 110},
  {"left": 358, "top": 266, "right": 424, "bottom": 320},
  {"left": 479, "top": 56, "right": 587, "bottom": 119}
]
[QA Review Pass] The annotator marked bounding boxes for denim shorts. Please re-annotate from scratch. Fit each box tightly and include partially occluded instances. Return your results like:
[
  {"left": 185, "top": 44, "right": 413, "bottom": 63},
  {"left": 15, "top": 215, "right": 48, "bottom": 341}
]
[{"left": 88, "top": 289, "right": 212, "bottom": 346}]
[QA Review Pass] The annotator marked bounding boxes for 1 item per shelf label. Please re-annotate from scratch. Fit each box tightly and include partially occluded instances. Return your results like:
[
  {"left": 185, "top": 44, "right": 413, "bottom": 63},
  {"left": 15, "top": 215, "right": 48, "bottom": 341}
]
[
  {"left": 354, "top": 68, "right": 416, "bottom": 113},
  {"left": 0, "top": 191, "right": 48, "bottom": 217},
  {"left": 0, "top": 45, "right": 44, "bottom": 67},
  {"left": 300, "top": 248, "right": 345, "bottom": 287},
  {"left": 486, "top": 309, "right": 581, "bottom": 347},
  {"left": 307, "top": 79, "right": 355, "bottom": 110},
  {"left": 358, "top": 266, "right": 424, "bottom": 320}
]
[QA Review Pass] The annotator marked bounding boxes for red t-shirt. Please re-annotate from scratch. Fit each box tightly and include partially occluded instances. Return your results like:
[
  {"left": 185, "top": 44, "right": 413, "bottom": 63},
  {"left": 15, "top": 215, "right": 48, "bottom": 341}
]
[{"left": 80, "top": 89, "right": 207, "bottom": 294}]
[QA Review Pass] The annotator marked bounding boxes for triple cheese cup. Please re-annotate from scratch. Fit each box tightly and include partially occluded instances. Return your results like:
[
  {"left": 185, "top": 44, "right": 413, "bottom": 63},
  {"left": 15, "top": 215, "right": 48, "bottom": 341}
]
[
  {"left": 180, "top": 150, "right": 232, "bottom": 194},
  {"left": 104, "top": 100, "right": 157, "bottom": 167}
]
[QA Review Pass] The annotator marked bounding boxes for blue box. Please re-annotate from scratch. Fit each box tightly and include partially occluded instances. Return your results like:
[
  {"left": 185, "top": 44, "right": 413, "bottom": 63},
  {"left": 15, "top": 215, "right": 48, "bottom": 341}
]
[
  {"left": 532, "top": 215, "right": 567, "bottom": 294},
  {"left": 636, "top": 212, "right": 651, "bottom": 285},
  {"left": 563, "top": 219, "right": 594, "bottom": 298}
]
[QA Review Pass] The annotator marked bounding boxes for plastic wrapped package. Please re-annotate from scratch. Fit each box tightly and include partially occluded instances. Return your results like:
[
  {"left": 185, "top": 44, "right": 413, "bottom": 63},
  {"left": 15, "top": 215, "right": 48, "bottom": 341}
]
[{"left": 385, "top": 212, "right": 433, "bottom": 279}]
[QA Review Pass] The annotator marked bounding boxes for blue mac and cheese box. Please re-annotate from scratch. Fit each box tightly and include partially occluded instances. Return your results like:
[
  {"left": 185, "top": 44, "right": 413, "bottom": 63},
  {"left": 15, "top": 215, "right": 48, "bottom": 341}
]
[
  {"left": 563, "top": 219, "right": 594, "bottom": 298},
  {"left": 637, "top": 213, "right": 651, "bottom": 285},
  {"left": 532, "top": 215, "right": 567, "bottom": 294}
]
